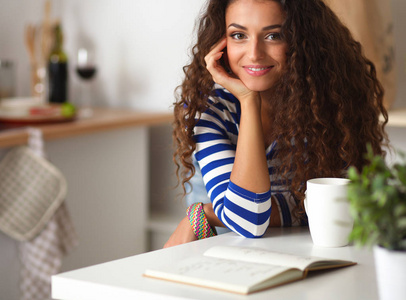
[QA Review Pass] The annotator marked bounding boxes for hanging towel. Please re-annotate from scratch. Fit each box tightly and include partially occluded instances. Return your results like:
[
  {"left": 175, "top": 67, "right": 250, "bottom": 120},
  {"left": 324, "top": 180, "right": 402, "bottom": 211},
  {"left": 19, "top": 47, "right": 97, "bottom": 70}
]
[
  {"left": 0, "top": 146, "right": 67, "bottom": 241},
  {"left": 324, "top": 0, "right": 397, "bottom": 109},
  {"left": 0, "top": 127, "right": 78, "bottom": 300},
  {"left": 20, "top": 127, "right": 78, "bottom": 300},
  {"left": 19, "top": 201, "right": 77, "bottom": 300}
]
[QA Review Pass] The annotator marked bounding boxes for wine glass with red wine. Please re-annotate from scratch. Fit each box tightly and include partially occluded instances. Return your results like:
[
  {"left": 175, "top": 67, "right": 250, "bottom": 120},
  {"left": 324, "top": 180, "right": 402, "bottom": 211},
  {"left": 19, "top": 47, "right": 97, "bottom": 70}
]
[{"left": 76, "top": 48, "right": 97, "bottom": 117}]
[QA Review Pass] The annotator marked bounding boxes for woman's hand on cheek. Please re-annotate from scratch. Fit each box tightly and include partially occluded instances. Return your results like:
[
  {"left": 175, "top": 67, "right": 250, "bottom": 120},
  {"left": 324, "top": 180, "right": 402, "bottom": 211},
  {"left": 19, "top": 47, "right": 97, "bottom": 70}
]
[{"left": 205, "top": 38, "right": 257, "bottom": 103}]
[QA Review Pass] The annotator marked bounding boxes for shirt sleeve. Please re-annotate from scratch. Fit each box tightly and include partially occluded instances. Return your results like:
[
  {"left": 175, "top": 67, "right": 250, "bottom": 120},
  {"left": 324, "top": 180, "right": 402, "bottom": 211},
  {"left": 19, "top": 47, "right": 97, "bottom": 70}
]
[{"left": 193, "top": 93, "right": 272, "bottom": 238}]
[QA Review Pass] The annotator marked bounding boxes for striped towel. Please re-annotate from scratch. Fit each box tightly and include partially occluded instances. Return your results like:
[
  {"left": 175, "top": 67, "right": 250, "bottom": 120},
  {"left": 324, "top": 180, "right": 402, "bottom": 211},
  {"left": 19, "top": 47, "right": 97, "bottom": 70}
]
[
  {"left": 0, "top": 128, "right": 78, "bottom": 300},
  {"left": 19, "top": 202, "right": 77, "bottom": 300}
]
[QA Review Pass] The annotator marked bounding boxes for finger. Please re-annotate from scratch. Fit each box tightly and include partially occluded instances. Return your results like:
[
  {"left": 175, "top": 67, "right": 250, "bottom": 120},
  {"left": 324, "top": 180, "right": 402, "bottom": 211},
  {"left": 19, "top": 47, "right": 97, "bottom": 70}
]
[
  {"left": 205, "top": 52, "right": 230, "bottom": 84},
  {"left": 205, "top": 37, "right": 227, "bottom": 65},
  {"left": 209, "top": 37, "right": 227, "bottom": 53},
  {"left": 204, "top": 38, "right": 227, "bottom": 67},
  {"left": 205, "top": 51, "right": 223, "bottom": 71}
]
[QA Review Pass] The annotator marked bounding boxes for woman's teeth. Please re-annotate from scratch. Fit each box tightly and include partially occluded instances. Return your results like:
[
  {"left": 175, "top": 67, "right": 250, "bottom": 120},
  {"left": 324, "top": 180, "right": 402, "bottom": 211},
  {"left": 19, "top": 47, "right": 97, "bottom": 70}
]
[{"left": 248, "top": 67, "right": 268, "bottom": 71}]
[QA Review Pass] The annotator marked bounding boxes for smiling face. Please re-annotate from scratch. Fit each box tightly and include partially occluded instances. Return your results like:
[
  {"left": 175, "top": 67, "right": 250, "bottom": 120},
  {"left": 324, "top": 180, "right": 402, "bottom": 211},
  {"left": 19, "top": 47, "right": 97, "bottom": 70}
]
[{"left": 225, "top": 0, "right": 287, "bottom": 92}]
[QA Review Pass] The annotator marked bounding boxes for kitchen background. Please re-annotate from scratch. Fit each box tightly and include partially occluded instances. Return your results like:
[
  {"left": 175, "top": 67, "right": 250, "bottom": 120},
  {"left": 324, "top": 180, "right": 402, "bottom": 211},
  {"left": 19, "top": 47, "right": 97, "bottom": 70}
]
[
  {"left": 1, "top": 0, "right": 405, "bottom": 111},
  {"left": 0, "top": 1, "right": 405, "bottom": 300},
  {"left": 0, "top": 0, "right": 205, "bottom": 111}
]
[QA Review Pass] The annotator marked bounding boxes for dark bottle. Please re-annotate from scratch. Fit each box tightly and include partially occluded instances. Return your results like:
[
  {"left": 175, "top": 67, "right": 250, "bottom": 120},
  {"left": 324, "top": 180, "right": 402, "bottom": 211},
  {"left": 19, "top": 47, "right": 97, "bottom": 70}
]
[{"left": 48, "top": 22, "right": 68, "bottom": 103}]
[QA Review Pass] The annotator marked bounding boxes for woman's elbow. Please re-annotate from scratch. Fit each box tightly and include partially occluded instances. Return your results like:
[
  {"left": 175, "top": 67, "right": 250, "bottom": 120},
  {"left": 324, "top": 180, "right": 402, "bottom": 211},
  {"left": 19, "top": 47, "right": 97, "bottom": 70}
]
[{"left": 232, "top": 219, "right": 270, "bottom": 238}]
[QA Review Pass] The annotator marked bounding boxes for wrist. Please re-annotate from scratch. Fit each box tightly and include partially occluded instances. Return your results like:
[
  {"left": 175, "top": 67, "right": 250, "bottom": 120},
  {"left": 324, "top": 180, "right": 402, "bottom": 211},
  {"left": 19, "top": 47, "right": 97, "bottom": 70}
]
[
  {"left": 202, "top": 203, "right": 224, "bottom": 227},
  {"left": 186, "top": 202, "right": 217, "bottom": 239},
  {"left": 239, "top": 92, "right": 261, "bottom": 110}
]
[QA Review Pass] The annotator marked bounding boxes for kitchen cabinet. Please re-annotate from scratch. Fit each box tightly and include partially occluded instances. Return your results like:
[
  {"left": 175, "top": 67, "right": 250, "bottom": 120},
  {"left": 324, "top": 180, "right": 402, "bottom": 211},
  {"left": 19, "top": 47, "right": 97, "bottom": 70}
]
[{"left": 0, "top": 108, "right": 173, "bottom": 300}]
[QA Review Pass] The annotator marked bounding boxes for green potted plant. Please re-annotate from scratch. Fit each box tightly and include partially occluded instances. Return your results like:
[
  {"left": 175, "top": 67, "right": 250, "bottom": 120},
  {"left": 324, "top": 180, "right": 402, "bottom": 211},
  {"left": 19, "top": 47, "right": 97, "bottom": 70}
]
[{"left": 347, "top": 145, "right": 406, "bottom": 300}]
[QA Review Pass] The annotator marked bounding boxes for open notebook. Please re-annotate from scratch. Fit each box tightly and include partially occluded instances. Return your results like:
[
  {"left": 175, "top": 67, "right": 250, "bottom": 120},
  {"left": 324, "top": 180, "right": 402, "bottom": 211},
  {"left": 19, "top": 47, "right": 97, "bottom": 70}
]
[{"left": 144, "top": 245, "right": 356, "bottom": 295}]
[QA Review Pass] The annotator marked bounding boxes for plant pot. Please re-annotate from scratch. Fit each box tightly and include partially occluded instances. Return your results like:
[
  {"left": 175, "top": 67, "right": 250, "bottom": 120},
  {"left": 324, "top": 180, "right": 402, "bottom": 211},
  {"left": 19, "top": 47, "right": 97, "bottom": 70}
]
[{"left": 373, "top": 246, "right": 406, "bottom": 300}]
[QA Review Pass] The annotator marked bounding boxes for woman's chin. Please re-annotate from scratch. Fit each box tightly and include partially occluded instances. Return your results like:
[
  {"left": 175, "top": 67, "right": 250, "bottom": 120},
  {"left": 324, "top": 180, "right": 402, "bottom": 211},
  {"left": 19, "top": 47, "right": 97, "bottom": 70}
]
[{"left": 243, "top": 82, "right": 275, "bottom": 93}]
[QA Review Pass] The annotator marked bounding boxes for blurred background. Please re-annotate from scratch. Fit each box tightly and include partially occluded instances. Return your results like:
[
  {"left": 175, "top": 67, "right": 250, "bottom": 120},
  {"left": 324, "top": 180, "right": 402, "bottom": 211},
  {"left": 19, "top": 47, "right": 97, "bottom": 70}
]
[
  {"left": 0, "top": 0, "right": 206, "bottom": 111},
  {"left": 0, "top": 0, "right": 405, "bottom": 110}
]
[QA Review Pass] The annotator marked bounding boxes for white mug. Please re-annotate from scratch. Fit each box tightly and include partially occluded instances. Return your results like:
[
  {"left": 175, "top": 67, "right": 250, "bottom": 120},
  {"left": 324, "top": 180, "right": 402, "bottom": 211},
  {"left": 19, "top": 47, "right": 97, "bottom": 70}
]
[{"left": 304, "top": 178, "right": 353, "bottom": 247}]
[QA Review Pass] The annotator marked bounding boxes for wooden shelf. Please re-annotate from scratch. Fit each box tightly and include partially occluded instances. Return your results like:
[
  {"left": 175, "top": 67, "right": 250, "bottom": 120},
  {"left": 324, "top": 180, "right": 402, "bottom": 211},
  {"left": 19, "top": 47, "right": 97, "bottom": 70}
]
[
  {"left": 0, "top": 108, "right": 173, "bottom": 148},
  {"left": 386, "top": 108, "right": 406, "bottom": 127},
  {"left": 2, "top": 106, "right": 398, "bottom": 149}
]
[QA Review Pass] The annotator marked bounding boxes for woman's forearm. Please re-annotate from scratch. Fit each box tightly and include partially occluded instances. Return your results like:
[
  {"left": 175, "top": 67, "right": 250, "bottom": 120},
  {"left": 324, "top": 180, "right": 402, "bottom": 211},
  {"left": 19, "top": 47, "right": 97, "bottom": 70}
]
[
  {"left": 230, "top": 95, "right": 271, "bottom": 193},
  {"left": 202, "top": 95, "right": 273, "bottom": 231},
  {"left": 204, "top": 196, "right": 281, "bottom": 228}
]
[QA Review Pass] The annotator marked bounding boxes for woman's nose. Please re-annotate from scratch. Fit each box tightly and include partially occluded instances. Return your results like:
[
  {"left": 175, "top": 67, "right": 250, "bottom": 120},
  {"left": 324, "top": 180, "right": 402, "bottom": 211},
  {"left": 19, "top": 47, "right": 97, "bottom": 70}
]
[{"left": 248, "top": 39, "right": 265, "bottom": 61}]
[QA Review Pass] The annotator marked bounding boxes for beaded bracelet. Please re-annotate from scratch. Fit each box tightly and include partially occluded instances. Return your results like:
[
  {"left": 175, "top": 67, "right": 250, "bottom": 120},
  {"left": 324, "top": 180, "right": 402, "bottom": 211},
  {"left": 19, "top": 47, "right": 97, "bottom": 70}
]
[{"left": 186, "top": 202, "right": 217, "bottom": 239}]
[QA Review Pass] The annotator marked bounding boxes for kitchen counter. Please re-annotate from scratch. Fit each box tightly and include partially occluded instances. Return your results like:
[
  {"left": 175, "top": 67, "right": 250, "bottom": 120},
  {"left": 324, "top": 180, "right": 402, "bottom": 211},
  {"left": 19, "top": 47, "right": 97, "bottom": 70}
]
[
  {"left": 0, "top": 108, "right": 173, "bottom": 148},
  {"left": 385, "top": 108, "right": 406, "bottom": 127},
  {"left": 0, "top": 106, "right": 400, "bottom": 149}
]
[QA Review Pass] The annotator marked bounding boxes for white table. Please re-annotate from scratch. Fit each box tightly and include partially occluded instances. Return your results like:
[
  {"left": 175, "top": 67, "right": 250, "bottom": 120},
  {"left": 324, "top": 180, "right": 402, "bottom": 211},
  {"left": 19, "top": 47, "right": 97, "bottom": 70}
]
[{"left": 52, "top": 227, "right": 378, "bottom": 300}]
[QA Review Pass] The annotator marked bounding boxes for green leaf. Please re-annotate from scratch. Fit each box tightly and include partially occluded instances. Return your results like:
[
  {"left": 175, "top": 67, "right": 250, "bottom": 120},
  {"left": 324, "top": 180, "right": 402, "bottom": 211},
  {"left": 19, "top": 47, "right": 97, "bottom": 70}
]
[
  {"left": 394, "top": 164, "right": 406, "bottom": 185},
  {"left": 394, "top": 205, "right": 406, "bottom": 218},
  {"left": 348, "top": 144, "right": 406, "bottom": 249},
  {"left": 348, "top": 167, "right": 359, "bottom": 181},
  {"left": 399, "top": 239, "right": 406, "bottom": 250},
  {"left": 397, "top": 217, "right": 406, "bottom": 230},
  {"left": 377, "top": 193, "right": 387, "bottom": 207}
]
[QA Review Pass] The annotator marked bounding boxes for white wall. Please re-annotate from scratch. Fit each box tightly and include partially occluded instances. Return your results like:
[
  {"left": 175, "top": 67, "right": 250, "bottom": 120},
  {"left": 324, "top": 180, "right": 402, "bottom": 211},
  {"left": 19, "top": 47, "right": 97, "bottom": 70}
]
[
  {"left": 60, "top": 0, "right": 207, "bottom": 111},
  {"left": 0, "top": 0, "right": 206, "bottom": 111}
]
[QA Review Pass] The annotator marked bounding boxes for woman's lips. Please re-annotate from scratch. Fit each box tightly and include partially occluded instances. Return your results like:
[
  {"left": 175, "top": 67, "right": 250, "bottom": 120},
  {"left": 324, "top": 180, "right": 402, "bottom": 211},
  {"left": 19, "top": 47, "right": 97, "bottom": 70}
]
[{"left": 243, "top": 65, "right": 273, "bottom": 77}]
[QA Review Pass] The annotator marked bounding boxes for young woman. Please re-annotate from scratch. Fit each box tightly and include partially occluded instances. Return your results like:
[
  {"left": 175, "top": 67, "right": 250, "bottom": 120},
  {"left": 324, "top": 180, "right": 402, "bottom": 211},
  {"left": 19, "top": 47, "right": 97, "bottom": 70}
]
[{"left": 164, "top": 0, "right": 388, "bottom": 247}]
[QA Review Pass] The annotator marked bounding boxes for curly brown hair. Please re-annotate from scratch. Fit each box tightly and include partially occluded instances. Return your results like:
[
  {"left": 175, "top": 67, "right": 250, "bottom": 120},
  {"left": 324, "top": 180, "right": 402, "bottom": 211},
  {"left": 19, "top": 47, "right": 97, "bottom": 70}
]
[{"left": 172, "top": 0, "right": 388, "bottom": 212}]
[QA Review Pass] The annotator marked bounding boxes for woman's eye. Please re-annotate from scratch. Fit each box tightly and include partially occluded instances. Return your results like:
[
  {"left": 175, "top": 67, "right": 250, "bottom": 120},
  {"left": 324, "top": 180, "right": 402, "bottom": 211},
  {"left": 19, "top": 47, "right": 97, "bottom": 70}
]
[
  {"left": 231, "top": 33, "right": 246, "bottom": 40},
  {"left": 266, "top": 33, "right": 281, "bottom": 41}
]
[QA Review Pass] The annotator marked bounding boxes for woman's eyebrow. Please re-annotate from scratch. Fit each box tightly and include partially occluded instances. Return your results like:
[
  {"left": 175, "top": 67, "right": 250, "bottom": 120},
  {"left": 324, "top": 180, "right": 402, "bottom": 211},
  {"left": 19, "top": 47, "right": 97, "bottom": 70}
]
[
  {"left": 262, "top": 24, "right": 282, "bottom": 30},
  {"left": 227, "top": 23, "right": 282, "bottom": 31}
]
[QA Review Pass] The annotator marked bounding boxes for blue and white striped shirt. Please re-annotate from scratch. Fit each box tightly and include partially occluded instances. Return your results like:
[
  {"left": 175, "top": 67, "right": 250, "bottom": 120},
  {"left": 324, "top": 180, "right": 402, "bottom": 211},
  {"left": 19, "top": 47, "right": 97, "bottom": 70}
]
[{"left": 193, "top": 84, "right": 304, "bottom": 238}]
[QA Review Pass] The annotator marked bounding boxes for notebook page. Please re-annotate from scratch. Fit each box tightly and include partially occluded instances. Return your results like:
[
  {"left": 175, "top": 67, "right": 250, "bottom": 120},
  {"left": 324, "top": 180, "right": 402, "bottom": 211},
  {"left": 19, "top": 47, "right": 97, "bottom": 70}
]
[{"left": 204, "top": 246, "right": 326, "bottom": 271}]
